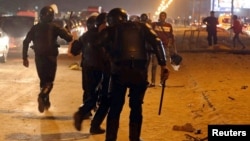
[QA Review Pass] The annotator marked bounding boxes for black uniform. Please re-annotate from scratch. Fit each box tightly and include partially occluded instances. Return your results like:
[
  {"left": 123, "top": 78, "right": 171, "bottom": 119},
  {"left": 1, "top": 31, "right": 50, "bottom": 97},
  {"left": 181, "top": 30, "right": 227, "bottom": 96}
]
[
  {"left": 22, "top": 6, "right": 73, "bottom": 113},
  {"left": 72, "top": 15, "right": 110, "bottom": 134},
  {"left": 97, "top": 8, "right": 168, "bottom": 141},
  {"left": 203, "top": 11, "right": 218, "bottom": 46},
  {"left": 90, "top": 12, "right": 111, "bottom": 134}
]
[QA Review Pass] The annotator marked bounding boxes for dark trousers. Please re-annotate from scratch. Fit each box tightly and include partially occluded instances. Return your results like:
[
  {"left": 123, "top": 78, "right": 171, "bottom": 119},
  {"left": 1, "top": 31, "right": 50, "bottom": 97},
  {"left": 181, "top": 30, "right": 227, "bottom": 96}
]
[
  {"left": 207, "top": 30, "right": 217, "bottom": 46},
  {"left": 233, "top": 33, "right": 245, "bottom": 48},
  {"left": 78, "top": 68, "right": 103, "bottom": 117},
  {"left": 35, "top": 55, "right": 57, "bottom": 88},
  {"left": 105, "top": 67, "right": 148, "bottom": 141},
  {"left": 91, "top": 72, "right": 111, "bottom": 128}
]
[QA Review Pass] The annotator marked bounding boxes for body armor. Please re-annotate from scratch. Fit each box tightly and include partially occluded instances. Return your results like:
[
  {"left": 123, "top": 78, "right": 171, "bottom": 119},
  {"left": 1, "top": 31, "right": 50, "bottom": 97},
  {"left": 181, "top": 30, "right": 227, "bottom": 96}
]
[{"left": 99, "top": 21, "right": 166, "bottom": 69}]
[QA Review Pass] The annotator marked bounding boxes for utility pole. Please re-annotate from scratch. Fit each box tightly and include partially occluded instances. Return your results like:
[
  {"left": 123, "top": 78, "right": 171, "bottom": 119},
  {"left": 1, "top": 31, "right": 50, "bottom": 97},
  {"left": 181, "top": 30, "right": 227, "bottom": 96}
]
[
  {"left": 231, "top": 0, "right": 234, "bottom": 16},
  {"left": 192, "top": 0, "right": 195, "bottom": 23},
  {"left": 212, "top": 0, "right": 215, "bottom": 11},
  {"left": 230, "top": 0, "right": 234, "bottom": 38}
]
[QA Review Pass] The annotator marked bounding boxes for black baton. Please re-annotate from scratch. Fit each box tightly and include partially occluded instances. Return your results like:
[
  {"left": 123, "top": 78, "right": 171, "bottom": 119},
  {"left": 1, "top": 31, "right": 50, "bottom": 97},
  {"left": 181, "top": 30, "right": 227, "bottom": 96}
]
[{"left": 158, "top": 80, "right": 166, "bottom": 115}]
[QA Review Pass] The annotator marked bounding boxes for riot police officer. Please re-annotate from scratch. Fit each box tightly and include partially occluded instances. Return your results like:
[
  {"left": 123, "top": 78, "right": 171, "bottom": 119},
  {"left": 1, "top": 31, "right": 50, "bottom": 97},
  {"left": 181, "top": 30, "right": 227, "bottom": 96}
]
[
  {"left": 97, "top": 8, "right": 169, "bottom": 141},
  {"left": 72, "top": 14, "right": 110, "bottom": 134},
  {"left": 140, "top": 13, "right": 151, "bottom": 24},
  {"left": 89, "top": 12, "right": 111, "bottom": 135},
  {"left": 22, "top": 6, "right": 73, "bottom": 113}
]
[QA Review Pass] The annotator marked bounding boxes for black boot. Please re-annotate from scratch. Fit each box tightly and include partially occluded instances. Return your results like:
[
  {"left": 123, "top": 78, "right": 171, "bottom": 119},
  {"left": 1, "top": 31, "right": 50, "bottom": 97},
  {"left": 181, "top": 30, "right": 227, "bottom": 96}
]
[
  {"left": 90, "top": 126, "right": 105, "bottom": 135},
  {"left": 105, "top": 119, "right": 119, "bottom": 141},
  {"left": 44, "top": 95, "right": 50, "bottom": 110},
  {"left": 129, "top": 122, "right": 142, "bottom": 141},
  {"left": 38, "top": 83, "right": 53, "bottom": 112},
  {"left": 90, "top": 101, "right": 109, "bottom": 134},
  {"left": 73, "top": 111, "right": 84, "bottom": 131},
  {"left": 37, "top": 93, "right": 50, "bottom": 113}
]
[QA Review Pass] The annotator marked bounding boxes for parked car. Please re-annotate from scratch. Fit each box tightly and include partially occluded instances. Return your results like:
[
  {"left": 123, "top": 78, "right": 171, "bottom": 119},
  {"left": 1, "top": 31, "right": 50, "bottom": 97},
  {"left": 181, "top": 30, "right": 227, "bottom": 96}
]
[
  {"left": 0, "top": 28, "right": 9, "bottom": 63},
  {"left": 0, "top": 15, "right": 35, "bottom": 50}
]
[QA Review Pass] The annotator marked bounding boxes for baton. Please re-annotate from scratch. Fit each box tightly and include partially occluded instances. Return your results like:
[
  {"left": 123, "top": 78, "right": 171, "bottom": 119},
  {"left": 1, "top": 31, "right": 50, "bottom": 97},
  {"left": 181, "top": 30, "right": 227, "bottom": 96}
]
[{"left": 158, "top": 80, "right": 166, "bottom": 115}]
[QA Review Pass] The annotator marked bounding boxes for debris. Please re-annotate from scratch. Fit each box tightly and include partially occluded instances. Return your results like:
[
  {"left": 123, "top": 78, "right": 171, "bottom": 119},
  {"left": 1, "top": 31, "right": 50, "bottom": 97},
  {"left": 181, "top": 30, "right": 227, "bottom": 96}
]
[
  {"left": 241, "top": 85, "right": 248, "bottom": 89},
  {"left": 173, "top": 123, "right": 195, "bottom": 132},
  {"left": 228, "top": 96, "right": 235, "bottom": 100},
  {"left": 202, "top": 92, "right": 216, "bottom": 111},
  {"left": 194, "top": 129, "right": 201, "bottom": 134},
  {"left": 184, "top": 134, "right": 208, "bottom": 141},
  {"left": 69, "top": 62, "right": 81, "bottom": 70}
]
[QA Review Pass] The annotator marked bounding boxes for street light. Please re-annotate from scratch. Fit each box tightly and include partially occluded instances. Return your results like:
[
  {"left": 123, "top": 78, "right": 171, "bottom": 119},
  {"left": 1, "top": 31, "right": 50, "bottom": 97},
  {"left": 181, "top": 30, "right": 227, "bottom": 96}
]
[{"left": 154, "top": 0, "right": 174, "bottom": 21}]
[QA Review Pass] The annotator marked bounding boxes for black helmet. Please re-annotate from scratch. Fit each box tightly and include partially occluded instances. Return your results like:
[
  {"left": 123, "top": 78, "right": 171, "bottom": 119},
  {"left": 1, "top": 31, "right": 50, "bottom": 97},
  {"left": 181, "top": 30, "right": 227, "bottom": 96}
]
[
  {"left": 96, "top": 12, "right": 107, "bottom": 28},
  {"left": 86, "top": 15, "right": 97, "bottom": 30},
  {"left": 107, "top": 8, "right": 128, "bottom": 26},
  {"left": 140, "top": 13, "right": 148, "bottom": 22},
  {"left": 40, "top": 6, "right": 54, "bottom": 23}
]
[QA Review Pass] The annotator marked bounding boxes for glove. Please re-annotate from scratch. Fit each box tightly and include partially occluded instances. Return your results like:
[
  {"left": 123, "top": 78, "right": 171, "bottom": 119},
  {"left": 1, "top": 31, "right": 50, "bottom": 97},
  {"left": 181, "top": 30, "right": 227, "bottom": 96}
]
[
  {"left": 160, "top": 65, "right": 169, "bottom": 82},
  {"left": 23, "top": 58, "right": 29, "bottom": 68}
]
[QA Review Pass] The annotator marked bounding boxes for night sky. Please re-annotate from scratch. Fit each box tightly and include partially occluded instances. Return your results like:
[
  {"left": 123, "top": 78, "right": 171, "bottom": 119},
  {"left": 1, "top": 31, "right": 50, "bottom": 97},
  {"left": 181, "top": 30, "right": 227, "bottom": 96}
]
[
  {"left": 0, "top": 0, "right": 215, "bottom": 20},
  {"left": 0, "top": 0, "right": 162, "bottom": 15}
]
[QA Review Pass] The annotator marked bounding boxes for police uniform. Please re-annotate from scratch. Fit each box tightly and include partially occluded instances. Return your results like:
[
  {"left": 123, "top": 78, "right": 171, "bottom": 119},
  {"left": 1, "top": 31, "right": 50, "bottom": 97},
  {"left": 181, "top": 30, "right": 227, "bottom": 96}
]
[
  {"left": 97, "top": 8, "right": 168, "bottom": 141},
  {"left": 22, "top": 6, "right": 73, "bottom": 113}
]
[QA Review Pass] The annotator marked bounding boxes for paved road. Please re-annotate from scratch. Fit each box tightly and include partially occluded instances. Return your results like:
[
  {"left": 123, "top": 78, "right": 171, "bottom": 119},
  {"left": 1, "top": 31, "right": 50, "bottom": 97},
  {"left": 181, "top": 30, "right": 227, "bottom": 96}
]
[
  {"left": 0, "top": 50, "right": 109, "bottom": 141},
  {"left": 1, "top": 44, "right": 250, "bottom": 141}
]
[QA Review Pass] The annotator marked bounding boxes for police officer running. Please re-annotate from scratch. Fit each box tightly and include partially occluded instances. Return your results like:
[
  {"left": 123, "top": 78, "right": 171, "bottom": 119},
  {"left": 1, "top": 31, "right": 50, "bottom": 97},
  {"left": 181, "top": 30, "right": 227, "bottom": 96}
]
[
  {"left": 96, "top": 8, "right": 169, "bottom": 141},
  {"left": 22, "top": 6, "right": 73, "bottom": 113}
]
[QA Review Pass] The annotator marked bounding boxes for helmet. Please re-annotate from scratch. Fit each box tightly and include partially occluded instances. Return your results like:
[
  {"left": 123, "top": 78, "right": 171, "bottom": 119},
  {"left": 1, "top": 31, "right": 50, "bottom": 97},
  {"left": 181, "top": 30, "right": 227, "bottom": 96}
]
[
  {"left": 96, "top": 12, "right": 107, "bottom": 28},
  {"left": 107, "top": 8, "right": 128, "bottom": 26},
  {"left": 86, "top": 15, "right": 97, "bottom": 30},
  {"left": 140, "top": 13, "right": 148, "bottom": 22},
  {"left": 40, "top": 6, "right": 54, "bottom": 23}
]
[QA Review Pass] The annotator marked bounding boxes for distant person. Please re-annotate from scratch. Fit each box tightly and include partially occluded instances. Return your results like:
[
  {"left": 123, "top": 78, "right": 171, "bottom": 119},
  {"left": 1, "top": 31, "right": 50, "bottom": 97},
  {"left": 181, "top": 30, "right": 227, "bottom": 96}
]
[
  {"left": 22, "top": 6, "right": 73, "bottom": 113},
  {"left": 202, "top": 11, "right": 219, "bottom": 48},
  {"left": 140, "top": 13, "right": 151, "bottom": 24},
  {"left": 228, "top": 15, "right": 246, "bottom": 49},
  {"left": 151, "top": 11, "right": 175, "bottom": 87}
]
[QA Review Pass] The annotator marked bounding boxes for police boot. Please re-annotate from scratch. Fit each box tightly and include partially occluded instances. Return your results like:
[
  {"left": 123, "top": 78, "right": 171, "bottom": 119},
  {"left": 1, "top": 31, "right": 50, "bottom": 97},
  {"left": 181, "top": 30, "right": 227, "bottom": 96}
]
[
  {"left": 90, "top": 101, "right": 109, "bottom": 134},
  {"left": 37, "top": 93, "right": 49, "bottom": 113},
  {"left": 90, "top": 126, "right": 105, "bottom": 135},
  {"left": 129, "top": 122, "right": 143, "bottom": 141},
  {"left": 105, "top": 119, "right": 119, "bottom": 141},
  {"left": 39, "top": 83, "right": 53, "bottom": 112},
  {"left": 44, "top": 95, "right": 51, "bottom": 110},
  {"left": 73, "top": 110, "right": 84, "bottom": 131},
  {"left": 90, "top": 115, "right": 106, "bottom": 135},
  {"left": 73, "top": 105, "right": 91, "bottom": 131}
]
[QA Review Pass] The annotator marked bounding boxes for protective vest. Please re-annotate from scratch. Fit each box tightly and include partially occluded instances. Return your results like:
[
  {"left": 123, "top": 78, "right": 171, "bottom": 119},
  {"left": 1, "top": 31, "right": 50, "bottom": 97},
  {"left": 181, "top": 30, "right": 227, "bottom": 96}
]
[
  {"left": 79, "top": 28, "right": 108, "bottom": 70},
  {"left": 23, "top": 22, "right": 72, "bottom": 57},
  {"left": 112, "top": 21, "right": 148, "bottom": 62}
]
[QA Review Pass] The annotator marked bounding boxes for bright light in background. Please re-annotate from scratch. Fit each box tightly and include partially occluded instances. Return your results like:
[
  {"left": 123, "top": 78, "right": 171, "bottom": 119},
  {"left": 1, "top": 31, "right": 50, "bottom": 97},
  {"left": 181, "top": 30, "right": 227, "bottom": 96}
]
[{"left": 153, "top": 0, "right": 174, "bottom": 20}]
